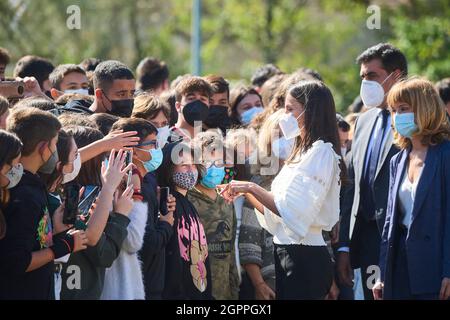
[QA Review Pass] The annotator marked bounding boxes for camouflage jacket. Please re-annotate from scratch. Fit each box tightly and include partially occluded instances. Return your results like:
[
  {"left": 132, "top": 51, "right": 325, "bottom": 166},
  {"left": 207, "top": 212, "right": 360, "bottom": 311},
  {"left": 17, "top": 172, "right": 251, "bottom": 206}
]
[{"left": 187, "top": 187, "right": 239, "bottom": 300}]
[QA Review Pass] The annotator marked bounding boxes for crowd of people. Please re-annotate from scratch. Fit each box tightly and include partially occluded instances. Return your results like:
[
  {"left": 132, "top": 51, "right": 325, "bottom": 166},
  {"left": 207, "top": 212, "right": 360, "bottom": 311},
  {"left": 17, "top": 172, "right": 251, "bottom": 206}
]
[{"left": 0, "top": 42, "right": 449, "bottom": 300}]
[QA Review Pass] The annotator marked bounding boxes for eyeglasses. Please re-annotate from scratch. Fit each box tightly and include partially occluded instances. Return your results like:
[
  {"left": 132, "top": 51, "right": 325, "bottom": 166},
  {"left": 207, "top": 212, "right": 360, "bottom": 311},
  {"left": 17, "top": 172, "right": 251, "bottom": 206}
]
[
  {"left": 135, "top": 140, "right": 159, "bottom": 149},
  {"left": 203, "top": 159, "right": 225, "bottom": 169}
]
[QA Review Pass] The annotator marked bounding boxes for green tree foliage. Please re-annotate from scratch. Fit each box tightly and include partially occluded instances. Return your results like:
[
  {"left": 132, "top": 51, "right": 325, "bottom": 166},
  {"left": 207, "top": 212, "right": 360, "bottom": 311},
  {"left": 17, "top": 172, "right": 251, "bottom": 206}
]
[{"left": 0, "top": 0, "right": 448, "bottom": 113}]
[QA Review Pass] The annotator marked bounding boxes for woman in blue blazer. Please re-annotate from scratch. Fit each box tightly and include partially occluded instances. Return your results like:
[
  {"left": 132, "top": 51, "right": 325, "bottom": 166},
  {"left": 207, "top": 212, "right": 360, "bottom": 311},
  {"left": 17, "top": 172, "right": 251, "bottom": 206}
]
[{"left": 373, "top": 78, "right": 450, "bottom": 300}]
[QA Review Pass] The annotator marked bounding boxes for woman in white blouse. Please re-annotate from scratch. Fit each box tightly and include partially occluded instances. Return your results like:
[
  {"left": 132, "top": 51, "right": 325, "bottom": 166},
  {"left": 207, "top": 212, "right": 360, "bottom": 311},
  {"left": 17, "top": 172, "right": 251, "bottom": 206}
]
[{"left": 219, "top": 80, "right": 344, "bottom": 299}]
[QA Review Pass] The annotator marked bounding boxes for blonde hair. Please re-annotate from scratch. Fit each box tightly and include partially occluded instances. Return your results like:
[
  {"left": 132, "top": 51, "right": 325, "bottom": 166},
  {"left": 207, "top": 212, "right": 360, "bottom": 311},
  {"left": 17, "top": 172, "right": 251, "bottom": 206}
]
[{"left": 387, "top": 77, "right": 450, "bottom": 149}]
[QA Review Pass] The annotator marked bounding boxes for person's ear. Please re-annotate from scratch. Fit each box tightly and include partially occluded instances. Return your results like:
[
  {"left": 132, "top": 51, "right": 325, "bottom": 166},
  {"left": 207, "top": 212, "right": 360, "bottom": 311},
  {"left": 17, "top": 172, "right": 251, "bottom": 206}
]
[
  {"left": 50, "top": 88, "right": 62, "bottom": 100},
  {"left": 95, "top": 88, "right": 104, "bottom": 101},
  {"left": 175, "top": 101, "right": 182, "bottom": 114},
  {"left": 37, "top": 140, "right": 48, "bottom": 158}
]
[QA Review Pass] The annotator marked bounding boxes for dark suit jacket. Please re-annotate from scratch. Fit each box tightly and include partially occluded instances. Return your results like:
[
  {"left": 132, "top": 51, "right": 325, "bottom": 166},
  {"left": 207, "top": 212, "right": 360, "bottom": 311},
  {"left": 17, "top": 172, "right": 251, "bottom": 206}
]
[
  {"left": 339, "top": 108, "right": 398, "bottom": 266},
  {"left": 379, "top": 141, "right": 450, "bottom": 297}
]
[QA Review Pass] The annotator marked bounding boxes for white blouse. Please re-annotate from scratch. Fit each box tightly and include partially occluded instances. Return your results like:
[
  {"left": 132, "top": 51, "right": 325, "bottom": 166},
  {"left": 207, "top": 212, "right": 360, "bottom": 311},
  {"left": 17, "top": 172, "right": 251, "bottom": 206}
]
[
  {"left": 398, "top": 166, "right": 423, "bottom": 228},
  {"left": 256, "top": 140, "right": 341, "bottom": 246}
]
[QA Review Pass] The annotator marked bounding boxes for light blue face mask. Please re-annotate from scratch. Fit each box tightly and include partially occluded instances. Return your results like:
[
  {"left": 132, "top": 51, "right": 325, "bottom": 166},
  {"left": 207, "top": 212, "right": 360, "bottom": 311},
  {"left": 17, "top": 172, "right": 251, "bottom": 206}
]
[
  {"left": 201, "top": 165, "right": 226, "bottom": 189},
  {"left": 137, "top": 148, "right": 163, "bottom": 172},
  {"left": 240, "top": 107, "right": 264, "bottom": 125},
  {"left": 394, "top": 112, "right": 418, "bottom": 138}
]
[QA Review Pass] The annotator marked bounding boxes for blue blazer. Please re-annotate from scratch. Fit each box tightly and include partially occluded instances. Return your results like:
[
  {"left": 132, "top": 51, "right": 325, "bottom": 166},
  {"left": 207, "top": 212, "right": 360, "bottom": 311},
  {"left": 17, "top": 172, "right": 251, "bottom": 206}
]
[{"left": 379, "top": 140, "right": 450, "bottom": 297}]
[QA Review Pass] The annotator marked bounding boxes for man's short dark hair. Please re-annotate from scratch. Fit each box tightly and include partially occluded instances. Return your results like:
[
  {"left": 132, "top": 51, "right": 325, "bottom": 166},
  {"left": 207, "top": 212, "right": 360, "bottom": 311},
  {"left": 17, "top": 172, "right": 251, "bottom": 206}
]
[
  {"left": 356, "top": 43, "right": 408, "bottom": 76},
  {"left": 89, "top": 113, "right": 119, "bottom": 136},
  {"left": 251, "top": 64, "right": 282, "bottom": 88},
  {"left": 7, "top": 105, "right": 61, "bottom": 156},
  {"left": 93, "top": 60, "right": 134, "bottom": 92},
  {"left": 49, "top": 64, "right": 87, "bottom": 90},
  {"left": 436, "top": 78, "right": 450, "bottom": 105},
  {"left": 14, "top": 96, "right": 58, "bottom": 112},
  {"left": 0, "top": 47, "right": 11, "bottom": 65},
  {"left": 136, "top": 57, "right": 169, "bottom": 92},
  {"left": 79, "top": 58, "right": 103, "bottom": 72},
  {"left": 13, "top": 55, "right": 55, "bottom": 89},
  {"left": 204, "top": 75, "right": 230, "bottom": 99},
  {"left": 111, "top": 117, "right": 157, "bottom": 142}
]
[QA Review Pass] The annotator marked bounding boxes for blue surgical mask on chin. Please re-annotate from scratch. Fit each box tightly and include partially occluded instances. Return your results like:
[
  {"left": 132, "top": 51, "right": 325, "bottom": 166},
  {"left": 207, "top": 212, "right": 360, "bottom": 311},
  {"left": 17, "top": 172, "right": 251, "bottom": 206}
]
[
  {"left": 240, "top": 107, "right": 264, "bottom": 125},
  {"left": 394, "top": 112, "right": 418, "bottom": 138},
  {"left": 201, "top": 165, "right": 226, "bottom": 189}
]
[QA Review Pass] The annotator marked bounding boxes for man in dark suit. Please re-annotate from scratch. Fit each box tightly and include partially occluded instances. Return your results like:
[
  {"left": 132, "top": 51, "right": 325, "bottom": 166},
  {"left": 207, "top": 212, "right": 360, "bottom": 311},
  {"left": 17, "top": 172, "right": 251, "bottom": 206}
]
[{"left": 337, "top": 43, "right": 408, "bottom": 300}]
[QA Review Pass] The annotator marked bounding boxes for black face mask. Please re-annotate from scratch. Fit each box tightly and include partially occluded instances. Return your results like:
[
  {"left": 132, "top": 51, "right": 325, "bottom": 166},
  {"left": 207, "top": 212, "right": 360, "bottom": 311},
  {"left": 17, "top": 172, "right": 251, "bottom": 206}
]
[
  {"left": 182, "top": 100, "right": 209, "bottom": 126},
  {"left": 205, "top": 105, "right": 231, "bottom": 130},
  {"left": 103, "top": 92, "right": 134, "bottom": 118}
]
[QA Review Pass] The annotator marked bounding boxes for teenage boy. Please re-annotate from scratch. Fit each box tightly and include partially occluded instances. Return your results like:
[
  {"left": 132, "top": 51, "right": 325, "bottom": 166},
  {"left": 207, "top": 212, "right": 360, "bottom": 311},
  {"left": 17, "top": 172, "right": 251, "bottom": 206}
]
[
  {"left": 0, "top": 105, "right": 87, "bottom": 299},
  {"left": 89, "top": 60, "right": 136, "bottom": 118},
  {"left": 169, "top": 76, "right": 213, "bottom": 142},
  {"left": 203, "top": 75, "right": 232, "bottom": 133},
  {"left": 49, "top": 64, "right": 90, "bottom": 100}
]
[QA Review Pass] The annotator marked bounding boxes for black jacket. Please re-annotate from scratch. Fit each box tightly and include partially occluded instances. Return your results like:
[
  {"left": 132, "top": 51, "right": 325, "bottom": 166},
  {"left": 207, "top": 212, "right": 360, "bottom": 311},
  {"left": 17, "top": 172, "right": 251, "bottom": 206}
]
[
  {"left": 139, "top": 172, "right": 173, "bottom": 299},
  {"left": 0, "top": 170, "right": 54, "bottom": 300},
  {"left": 162, "top": 190, "right": 212, "bottom": 300},
  {"left": 59, "top": 212, "right": 130, "bottom": 300}
]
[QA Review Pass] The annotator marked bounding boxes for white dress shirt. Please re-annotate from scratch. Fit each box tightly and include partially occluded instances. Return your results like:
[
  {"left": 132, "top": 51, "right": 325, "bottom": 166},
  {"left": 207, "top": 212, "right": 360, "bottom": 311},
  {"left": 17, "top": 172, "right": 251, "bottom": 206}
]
[{"left": 256, "top": 140, "right": 341, "bottom": 246}]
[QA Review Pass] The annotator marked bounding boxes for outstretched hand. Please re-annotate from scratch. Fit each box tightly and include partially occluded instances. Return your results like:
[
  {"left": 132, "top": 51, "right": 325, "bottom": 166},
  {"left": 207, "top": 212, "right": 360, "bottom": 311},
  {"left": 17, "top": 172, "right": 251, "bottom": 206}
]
[{"left": 217, "top": 180, "right": 252, "bottom": 204}]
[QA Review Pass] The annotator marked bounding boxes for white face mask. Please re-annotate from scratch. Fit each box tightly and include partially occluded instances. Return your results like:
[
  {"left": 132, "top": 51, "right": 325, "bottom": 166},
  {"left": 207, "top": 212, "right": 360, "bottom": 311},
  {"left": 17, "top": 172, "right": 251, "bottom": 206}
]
[
  {"left": 62, "top": 152, "right": 81, "bottom": 184},
  {"left": 341, "top": 146, "right": 348, "bottom": 157},
  {"left": 272, "top": 137, "right": 294, "bottom": 160},
  {"left": 157, "top": 125, "right": 171, "bottom": 149},
  {"left": 360, "top": 73, "right": 394, "bottom": 108},
  {"left": 5, "top": 163, "right": 24, "bottom": 189},
  {"left": 64, "top": 88, "right": 89, "bottom": 95},
  {"left": 279, "top": 109, "right": 306, "bottom": 140}
]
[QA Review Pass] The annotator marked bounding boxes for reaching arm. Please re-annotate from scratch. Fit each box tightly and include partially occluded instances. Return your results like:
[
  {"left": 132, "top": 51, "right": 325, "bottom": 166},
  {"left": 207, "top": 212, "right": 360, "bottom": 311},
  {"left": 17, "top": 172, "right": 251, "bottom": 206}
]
[{"left": 79, "top": 130, "right": 139, "bottom": 163}]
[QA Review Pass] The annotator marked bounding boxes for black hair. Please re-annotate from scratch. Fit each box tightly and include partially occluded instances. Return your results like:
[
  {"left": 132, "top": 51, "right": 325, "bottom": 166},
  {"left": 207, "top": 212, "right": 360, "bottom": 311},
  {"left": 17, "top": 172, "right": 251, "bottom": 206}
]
[
  {"left": 356, "top": 43, "right": 408, "bottom": 77},
  {"left": 40, "top": 129, "right": 75, "bottom": 190},
  {"left": 13, "top": 55, "right": 55, "bottom": 90},
  {"left": 111, "top": 117, "right": 157, "bottom": 142},
  {"left": 89, "top": 113, "right": 119, "bottom": 136},
  {"left": 0, "top": 130, "right": 22, "bottom": 239},
  {"left": 93, "top": 60, "right": 135, "bottom": 92},
  {"left": 80, "top": 58, "right": 103, "bottom": 72},
  {"left": 251, "top": 64, "right": 282, "bottom": 87},
  {"left": 136, "top": 57, "right": 169, "bottom": 92}
]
